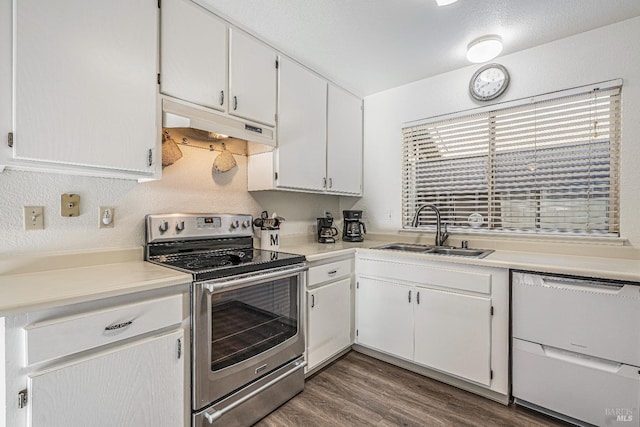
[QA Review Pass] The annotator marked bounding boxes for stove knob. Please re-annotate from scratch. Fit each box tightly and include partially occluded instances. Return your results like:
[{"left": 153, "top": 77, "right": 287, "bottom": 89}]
[
  {"left": 158, "top": 221, "right": 169, "bottom": 234},
  {"left": 230, "top": 220, "right": 240, "bottom": 229},
  {"left": 241, "top": 220, "right": 251, "bottom": 228},
  {"left": 175, "top": 221, "right": 185, "bottom": 232}
]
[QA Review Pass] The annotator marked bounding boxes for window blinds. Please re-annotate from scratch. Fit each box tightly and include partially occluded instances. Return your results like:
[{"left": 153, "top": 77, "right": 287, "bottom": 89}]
[{"left": 402, "top": 86, "right": 621, "bottom": 236}]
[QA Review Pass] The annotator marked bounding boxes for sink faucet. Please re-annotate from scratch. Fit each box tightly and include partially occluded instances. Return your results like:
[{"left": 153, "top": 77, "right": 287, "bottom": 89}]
[{"left": 411, "top": 204, "right": 449, "bottom": 246}]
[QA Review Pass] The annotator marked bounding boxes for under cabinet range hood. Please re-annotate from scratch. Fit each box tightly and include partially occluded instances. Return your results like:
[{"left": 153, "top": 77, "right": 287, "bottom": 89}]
[{"left": 162, "top": 98, "right": 275, "bottom": 154}]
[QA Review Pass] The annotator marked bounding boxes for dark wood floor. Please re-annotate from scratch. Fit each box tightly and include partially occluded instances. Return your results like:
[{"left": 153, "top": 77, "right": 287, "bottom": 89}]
[{"left": 256, "top": 351, "right": 568, "bottom": 427}]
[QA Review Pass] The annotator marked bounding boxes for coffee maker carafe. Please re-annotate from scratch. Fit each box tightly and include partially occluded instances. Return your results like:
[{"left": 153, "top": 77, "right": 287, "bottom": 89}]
[
  {"left": 317, "top": 213, "right": 339, "bottom": 244},
  {"left": 342, "top": 210, "right": 366, "bottom": 242}
]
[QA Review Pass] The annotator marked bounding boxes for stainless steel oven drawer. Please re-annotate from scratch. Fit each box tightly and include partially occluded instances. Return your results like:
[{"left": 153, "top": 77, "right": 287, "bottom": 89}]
[
  {"left": 512, "top": 272, "right": 640, "bottom": 365},
  {"left": 193, "top": 356, "right": 306, "bottom": 427}
]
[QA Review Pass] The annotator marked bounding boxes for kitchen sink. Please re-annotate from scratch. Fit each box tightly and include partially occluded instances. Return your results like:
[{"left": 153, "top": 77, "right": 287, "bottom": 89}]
[
  {"left": 429, "top": 247, "right": 494, "bottom": 258},
  {"left": 373, "top": 243, "right": 434, "bottom": 253},
  {"left": 373, "top": 243, "right": 493, "bottom": 258}
]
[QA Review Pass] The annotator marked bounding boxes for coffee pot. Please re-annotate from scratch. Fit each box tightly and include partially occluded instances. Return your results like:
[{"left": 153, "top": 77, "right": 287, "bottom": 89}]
[
  {"left": 317, "top": 214, "right": 339, "bottom": 244},
  {"left": 342, "top": 210, "right": 366, "bottom": 242}
]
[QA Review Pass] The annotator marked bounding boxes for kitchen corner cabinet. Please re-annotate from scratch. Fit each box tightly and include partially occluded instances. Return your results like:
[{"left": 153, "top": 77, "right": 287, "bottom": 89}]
[
  {"left": 306, "top": 257, "right": 354, "bottom": 373},
  {"left": 326, "top": 84, "right": 363, "bottom": 195},
  {"left": 28, "top": 329, "right": 184, "bottom": 427},
  {"left": 10, "top": 0, "right": 159, "bottom": 180},
  {"left": 160, "top": 0, "right": 227, "bottom": 112},
  {"left": 355, "top": 252, "right": 509, "bottom": 397},
  {"left": 3, "top": 290, "right": 188, "bottom": 427},
  {"left": 248, "top": 61, "right": 363, "bottom": 196},
  {"left": 274, "top": 57, "right": 327, "bottom": 191}
]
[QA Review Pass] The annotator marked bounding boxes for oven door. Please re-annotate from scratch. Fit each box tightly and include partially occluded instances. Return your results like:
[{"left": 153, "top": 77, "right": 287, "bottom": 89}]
[{"left": 192, "top": 265, "right": 306, "bottom": 411}]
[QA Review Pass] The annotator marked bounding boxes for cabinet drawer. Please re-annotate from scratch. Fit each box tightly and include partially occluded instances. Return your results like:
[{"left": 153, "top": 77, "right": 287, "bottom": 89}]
[
  {"left": 25, "top": 294, "right": 184, "bottom": 365},
  {"left": 513, "top": 272, "right": 640, "bottom": 365},
  {"left": 513, "top": 339, "right": 640, "bottom": 426},
  {"left": 308, "top": 259, "right": 352, "bottom": 286}
]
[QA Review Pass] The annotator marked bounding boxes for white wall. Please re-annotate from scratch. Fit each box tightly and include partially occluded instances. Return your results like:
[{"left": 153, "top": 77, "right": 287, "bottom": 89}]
[
  {"left": 354, "top": 17, "right": 640, "bottom": 247},
  {"left": 0, "top": 145, "right": 339, "bottom": 255}
]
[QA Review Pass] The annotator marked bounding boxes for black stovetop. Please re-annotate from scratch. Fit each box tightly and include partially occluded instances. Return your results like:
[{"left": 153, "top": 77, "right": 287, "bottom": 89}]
[{"left": 147, "top": 246, "right": 306, "bottom": 281}]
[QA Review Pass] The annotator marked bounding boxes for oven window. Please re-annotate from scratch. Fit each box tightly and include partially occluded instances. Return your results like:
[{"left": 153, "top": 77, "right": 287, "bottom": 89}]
[{"left": 210, "top": 276, "right": 298, "bottom": 371}]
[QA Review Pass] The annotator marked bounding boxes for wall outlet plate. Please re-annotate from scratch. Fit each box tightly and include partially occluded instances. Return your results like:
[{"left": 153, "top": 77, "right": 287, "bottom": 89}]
[
  {"left": 61, "top": 194, "right": 80, "bottom": 217},
  {"left": 99, "top": 207, "right": 115, "bottom": 228},
  {"left": 24, "top": 206, "right": 44, "bottom": 230}
]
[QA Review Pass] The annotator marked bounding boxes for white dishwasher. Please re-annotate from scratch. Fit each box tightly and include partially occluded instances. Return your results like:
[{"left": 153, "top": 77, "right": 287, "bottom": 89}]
[{"left": 512, "top": 271, "right": 640, "bottom": 426}]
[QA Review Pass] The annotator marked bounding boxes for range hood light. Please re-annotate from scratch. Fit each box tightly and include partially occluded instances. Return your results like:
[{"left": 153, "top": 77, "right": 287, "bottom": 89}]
[{"left": 436, "top": 0, "right": 458, "bottom": 6}]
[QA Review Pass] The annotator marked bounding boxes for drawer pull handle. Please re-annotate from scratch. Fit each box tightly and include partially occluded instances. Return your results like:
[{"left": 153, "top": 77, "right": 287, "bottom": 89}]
[
  {"left": 327, "top": 270, "right": 338, "bottom": 276},
  {"left": 104, "top": 320, "right": 133, "bottom": 331}
]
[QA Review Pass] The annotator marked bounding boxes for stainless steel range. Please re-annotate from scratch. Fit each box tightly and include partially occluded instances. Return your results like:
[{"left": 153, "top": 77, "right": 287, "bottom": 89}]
[{"left": 145, "top": 213, "right": 307, "bottom": 427}]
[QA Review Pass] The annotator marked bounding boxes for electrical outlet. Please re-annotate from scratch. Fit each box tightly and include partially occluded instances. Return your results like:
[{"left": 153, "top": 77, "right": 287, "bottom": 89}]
[
  {"left": 24, "top": 206, "right": 44, "bottom": 230},
  {"left": 99, "top": 207, "right": 115, "bottom": 228}
]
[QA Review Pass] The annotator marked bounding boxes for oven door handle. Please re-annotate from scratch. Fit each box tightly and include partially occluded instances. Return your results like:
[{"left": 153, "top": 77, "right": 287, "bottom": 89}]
[
  {"left": 201, "top": 264, "right": 307, "bottom": 293},
  {"left": 202, "top": 359, "right": 307, "bottom": 424}
]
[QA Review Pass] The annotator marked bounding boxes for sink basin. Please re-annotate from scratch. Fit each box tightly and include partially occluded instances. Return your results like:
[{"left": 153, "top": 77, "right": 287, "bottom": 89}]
[
  {"left": 373, "top": 243, "right": 493, "bottom": 258},
  {"left": 373, "top": 243, "right": 433, "bottom": 253},
  {"left": 429, "top": 247, "right": 494, "bottom": 258}
]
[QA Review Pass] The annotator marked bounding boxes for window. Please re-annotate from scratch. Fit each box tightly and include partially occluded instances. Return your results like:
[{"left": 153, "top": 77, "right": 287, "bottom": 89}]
[{"left": 402, "top": 84, "right": 621, "bottom": 237}]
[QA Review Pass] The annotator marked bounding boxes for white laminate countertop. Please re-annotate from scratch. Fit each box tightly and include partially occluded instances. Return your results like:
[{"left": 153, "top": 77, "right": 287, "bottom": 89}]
[
  {"left": 0, "top": 248, "right": 191, "bottom": 317},
  {"left": 279, "top": 235, "right": 640, "bottom": 283},
  {"left": 1, "top": 235, "right": 639, "bottom": 317}
]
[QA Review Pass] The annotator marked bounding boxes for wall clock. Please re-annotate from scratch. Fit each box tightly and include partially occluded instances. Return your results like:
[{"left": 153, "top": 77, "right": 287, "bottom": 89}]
[{"left": 469, "top": 63, "right": 510, "bottom": 101}]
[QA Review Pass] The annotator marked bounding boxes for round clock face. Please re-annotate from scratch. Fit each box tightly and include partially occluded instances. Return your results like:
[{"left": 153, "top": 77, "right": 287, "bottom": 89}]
[{"left": 469, "top": 64, "right": 510, "bottom": 101}]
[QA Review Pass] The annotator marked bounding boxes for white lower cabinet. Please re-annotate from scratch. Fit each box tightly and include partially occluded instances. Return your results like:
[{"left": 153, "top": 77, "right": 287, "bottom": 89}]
[
  {"left": 4, "top": 290, "right": 188, "bottom": 427},
  {"left": 306, "top": 257, "right": 354, "bottom": 373},
  {"left": 355, "top": 251, "right": 509, "bottom": 398},
  {"left": 413, "top": 288, "right": 492, "bottom": 386},
  {"left": 307, "top": 278, "right": 352, "bottom": 370},
  {"left": 28, "top": 329, "right": 184, "bottom": 427},
  {"left": 355, "top": 278, "right": 413, "bottom": 361}
]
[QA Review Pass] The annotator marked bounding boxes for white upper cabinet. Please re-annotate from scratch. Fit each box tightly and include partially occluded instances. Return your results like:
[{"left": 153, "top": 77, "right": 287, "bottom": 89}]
[
  {"left": 276, "top": 57, "right": 327, "bottom": 191},
  {"left": 229, "top": 29, "right": 277, "bottom": 126},
  {"left": 12, "top": 0, "right": 159, "bottom": 179},
  {"left": 160, "top": 0, "right": 227, "bottom": 111},
  {"left": 327, "top": 84, "right": 363, "bottom": 195},
  {"left": 248, "top": 59, "right": 363, "bottom": 196}
]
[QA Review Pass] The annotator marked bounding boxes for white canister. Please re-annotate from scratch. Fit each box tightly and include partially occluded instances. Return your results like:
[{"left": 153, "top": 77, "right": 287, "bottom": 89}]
[{"left": 260, "top": 229, "right": 280, "bottom": 250}]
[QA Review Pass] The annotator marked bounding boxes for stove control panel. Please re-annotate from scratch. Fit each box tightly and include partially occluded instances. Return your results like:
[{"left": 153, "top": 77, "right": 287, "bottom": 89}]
[{"left": 145, "top": 213, "right": 254, "bottom": 243}]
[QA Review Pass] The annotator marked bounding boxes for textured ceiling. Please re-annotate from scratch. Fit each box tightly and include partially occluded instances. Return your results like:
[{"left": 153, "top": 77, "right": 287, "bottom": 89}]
[{"left": 196, "top": 0, "right": 640, "bottom": 97}]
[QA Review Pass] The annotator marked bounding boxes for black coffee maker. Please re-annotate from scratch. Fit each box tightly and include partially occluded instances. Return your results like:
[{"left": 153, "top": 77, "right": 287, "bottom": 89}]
[
  {"left": 342, "top": 210, "right": 366, "bottom": 242},
  {"left": 317, "top": 213, "right": 339, "bottom": 244}
]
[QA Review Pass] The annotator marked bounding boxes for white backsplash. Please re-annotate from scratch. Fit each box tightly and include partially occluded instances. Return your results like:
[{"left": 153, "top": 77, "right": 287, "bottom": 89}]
[{"left": 0, "top": 144, "right": 339, "bottom": 255}]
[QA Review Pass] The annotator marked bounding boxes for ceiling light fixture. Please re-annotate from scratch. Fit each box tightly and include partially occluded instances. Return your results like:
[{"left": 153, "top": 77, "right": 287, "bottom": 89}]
[
  {"left": 436, "top": 0, "right": 458, "bottom": 5},
  {"left": 466, "top": 35, "right": 503, "bottom": 63}
]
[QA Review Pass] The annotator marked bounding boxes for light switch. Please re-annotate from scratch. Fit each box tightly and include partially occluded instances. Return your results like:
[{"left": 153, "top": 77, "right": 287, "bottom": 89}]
[
  {"left": 24, "top": 206, "right": 44, "bottom": 230},
  {"left": 61, "top": 194, "right": 80, "bottom": 217}
]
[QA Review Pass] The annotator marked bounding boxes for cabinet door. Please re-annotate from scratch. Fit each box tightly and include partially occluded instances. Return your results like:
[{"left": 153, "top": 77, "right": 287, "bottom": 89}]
[
  {"left": 356, "top": 277, "right": 413, "bottom": 361},
  {"left": 28, "top": 329, "right": 184, "bottom": 427},
  {"left": 277, "top": 57, "right": 327, "bottom": 191},
  {"left": 160, "top": 0, "right": 227, "bottom": 111},
  {"left": 14, "top": 0, "right": 158, "bottom": 174},
  {"left": 307, "top": 278, "right": 352, "bottom": 370},
  {"left": 229, "top": 29, "right": 277, "bottom": 126},
  {"left": 326, "top": 85, "right": 363, "bottom": 195},
  {"left": 414, "top": 287, "right": 492, "bottom": 385}
]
